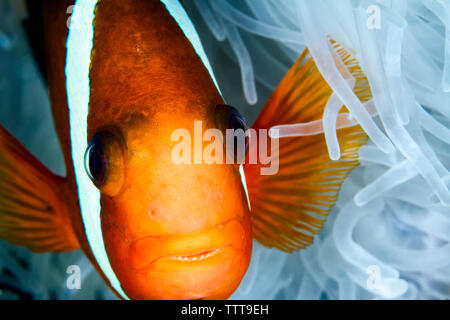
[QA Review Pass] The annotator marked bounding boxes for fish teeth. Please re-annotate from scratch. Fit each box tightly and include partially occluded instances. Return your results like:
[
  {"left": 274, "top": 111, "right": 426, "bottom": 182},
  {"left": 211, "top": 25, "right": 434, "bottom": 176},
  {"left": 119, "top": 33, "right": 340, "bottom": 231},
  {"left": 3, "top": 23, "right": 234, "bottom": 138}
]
[{"left": 171, "top": 248, "right": 222, "bottom": 261}]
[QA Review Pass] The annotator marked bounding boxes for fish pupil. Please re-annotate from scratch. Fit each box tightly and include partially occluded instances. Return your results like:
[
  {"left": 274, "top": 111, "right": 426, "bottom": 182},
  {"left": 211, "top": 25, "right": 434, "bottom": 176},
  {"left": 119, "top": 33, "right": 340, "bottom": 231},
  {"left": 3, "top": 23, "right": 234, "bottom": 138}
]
[
  {"left": 228, "top": 107, "right": 249, "bottom": 159},
  {"left": 85, "top": 134, "right": 108, "bottom": 186}
]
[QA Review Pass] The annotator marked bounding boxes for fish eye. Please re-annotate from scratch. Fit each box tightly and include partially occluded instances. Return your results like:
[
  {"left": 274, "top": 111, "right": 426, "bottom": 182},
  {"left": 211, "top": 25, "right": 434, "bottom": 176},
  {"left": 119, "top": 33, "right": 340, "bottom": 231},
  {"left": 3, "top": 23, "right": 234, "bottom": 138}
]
[
  {"left": 228, "top": 106, "right": 249, "bottom": 156},
  {"left": 84, "top": 130, "right": 125, "bottom": 196},
  {"left": 85, "top": 134, "right": 106, "bottom": 186},
  {"left": 215, "top": 104, "right": 249, "bottom": 163},
  {"left": 228, "top": 107, "right": 248, "bottom": 134}
]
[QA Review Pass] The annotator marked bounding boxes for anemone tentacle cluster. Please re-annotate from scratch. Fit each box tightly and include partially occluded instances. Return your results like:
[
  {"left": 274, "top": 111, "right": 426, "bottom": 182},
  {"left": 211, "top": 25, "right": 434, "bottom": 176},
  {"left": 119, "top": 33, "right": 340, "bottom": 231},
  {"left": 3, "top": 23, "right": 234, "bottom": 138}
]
[
  {"left": 0, "top": 0, "right": 449, "bottom": 300},
  {"left": 188, "top": 0, "right": 450, "bottom": 300}
]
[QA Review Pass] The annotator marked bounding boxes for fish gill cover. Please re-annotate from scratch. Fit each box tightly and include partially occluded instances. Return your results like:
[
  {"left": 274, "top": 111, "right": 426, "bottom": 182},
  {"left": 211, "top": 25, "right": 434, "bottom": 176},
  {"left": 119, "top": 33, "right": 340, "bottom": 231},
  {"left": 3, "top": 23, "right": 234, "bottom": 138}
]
[{"left": 0, "top": 0, "right": 450, "bottom": 299}]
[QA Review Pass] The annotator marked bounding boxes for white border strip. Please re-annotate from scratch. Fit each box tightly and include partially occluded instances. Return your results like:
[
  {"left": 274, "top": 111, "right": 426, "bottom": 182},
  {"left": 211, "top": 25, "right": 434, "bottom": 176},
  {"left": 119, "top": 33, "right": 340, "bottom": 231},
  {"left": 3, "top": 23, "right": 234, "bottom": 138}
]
[
  {"left": 66, "top": 0, "right": 128, "bottom": 299},
  {"left": 161, "top": 0, "right": 222, "bottom": 96}
]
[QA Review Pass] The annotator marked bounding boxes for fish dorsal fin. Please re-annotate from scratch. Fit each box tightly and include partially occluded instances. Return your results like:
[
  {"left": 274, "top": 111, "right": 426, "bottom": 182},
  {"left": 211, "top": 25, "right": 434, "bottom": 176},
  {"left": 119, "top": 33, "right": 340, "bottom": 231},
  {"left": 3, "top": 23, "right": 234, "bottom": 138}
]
[
  {"left": 0, "top": 125, "right": 79, "bottom": 252},
  {"left": 244, "top": 43, "right": 370, "bottom": 252}
]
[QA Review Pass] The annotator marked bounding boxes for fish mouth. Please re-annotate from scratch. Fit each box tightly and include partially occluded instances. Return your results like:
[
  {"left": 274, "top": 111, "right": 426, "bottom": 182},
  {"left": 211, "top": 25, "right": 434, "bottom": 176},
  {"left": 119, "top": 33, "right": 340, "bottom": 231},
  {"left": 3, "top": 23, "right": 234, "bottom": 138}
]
[
  {"left": 167, "top": 247, "right": 226, "bottom": 262},
  {"left": 129, "top": 219, "right": 247, "bottom": 270}
]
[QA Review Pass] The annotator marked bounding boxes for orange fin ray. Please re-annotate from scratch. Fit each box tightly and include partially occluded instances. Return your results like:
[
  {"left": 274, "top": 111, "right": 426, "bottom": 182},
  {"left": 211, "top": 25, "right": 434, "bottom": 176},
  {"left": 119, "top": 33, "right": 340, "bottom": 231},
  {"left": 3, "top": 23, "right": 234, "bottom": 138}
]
[
  {"left": 0, "top": 125, "right": 79, "bottom": 252},
  {"left": 244, "top": 43, "right": 370, "bottom": 252}
]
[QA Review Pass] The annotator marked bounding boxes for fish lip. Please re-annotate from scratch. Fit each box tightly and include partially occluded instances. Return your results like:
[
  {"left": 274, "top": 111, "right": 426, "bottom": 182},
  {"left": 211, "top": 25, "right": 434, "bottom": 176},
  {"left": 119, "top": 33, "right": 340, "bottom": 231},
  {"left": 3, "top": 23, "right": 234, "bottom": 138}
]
[{"left": 129, "top": 219, "right": 246, "bottom": 270}]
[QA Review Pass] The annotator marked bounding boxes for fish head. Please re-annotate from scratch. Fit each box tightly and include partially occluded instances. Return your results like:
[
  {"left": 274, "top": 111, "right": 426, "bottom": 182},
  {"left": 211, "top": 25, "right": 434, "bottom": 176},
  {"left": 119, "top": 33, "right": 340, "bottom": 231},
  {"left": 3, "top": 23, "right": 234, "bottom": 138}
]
[
  {"left": 70, "top": 0, "right": 254, "bottom": 300},
  {"left": 84, "top": 100, "right": 252, "bottom": 300}
]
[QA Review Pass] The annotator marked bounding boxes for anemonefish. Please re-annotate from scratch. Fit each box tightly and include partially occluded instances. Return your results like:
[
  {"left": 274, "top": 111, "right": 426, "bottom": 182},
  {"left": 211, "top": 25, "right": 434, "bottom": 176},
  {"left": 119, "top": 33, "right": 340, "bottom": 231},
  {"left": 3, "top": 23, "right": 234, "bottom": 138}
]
[{"left": 0, "top": 0, "right": 371, "bottom": 299}]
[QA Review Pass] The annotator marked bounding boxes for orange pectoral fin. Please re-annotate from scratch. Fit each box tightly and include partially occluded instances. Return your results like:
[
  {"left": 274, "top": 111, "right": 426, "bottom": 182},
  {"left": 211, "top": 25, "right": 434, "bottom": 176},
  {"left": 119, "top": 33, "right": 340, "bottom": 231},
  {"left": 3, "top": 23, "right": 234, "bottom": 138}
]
[
  {"left": 0, "top": 125, "right": 79, "bottom": 252},
  {"left": 244, "top": 43, "right": 371, "bottom": 252}
]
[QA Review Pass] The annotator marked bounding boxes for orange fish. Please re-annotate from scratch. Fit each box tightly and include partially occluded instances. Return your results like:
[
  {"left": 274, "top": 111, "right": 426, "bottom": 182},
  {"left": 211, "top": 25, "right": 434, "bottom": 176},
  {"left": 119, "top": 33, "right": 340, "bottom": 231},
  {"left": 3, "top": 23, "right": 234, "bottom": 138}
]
[{"left": 0, "top": 0, "right": 370, "bottom": 299}]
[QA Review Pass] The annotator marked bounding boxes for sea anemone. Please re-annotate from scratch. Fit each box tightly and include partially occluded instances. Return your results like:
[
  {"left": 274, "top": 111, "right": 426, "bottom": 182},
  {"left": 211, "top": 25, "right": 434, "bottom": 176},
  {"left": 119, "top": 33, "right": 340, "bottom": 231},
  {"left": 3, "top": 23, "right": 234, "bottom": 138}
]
[
  {"left": 185, "top": 0, "right": 450, "bottom": 299},
  {"left": 0, "top": 0, "right": 449, "bottom": 300}
]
